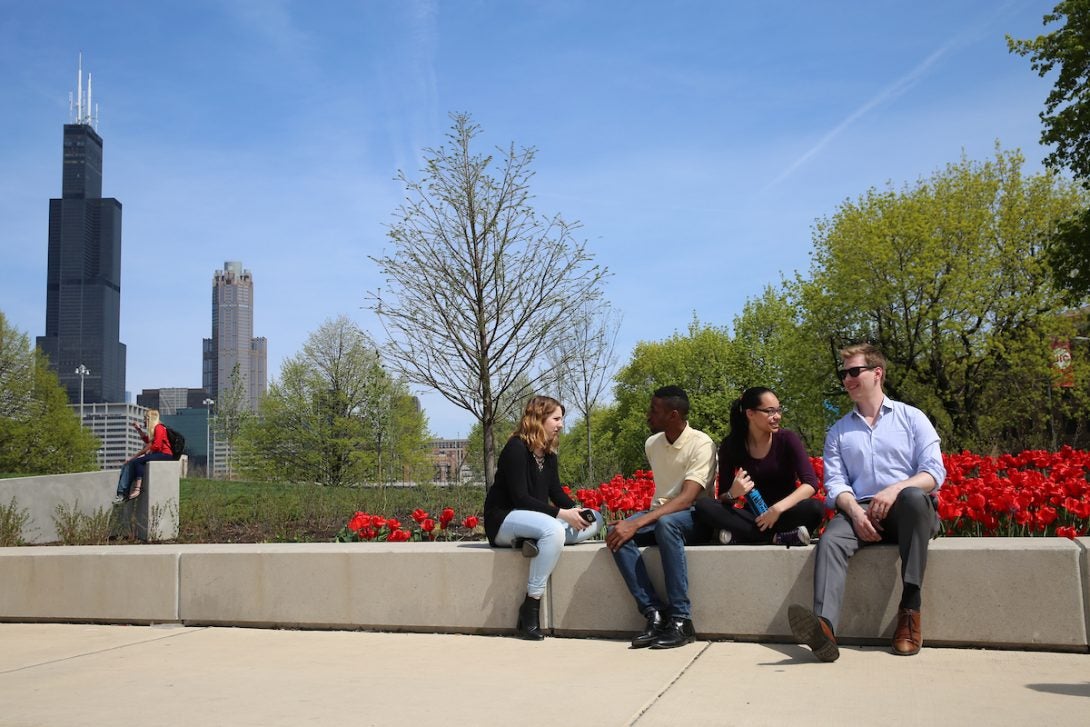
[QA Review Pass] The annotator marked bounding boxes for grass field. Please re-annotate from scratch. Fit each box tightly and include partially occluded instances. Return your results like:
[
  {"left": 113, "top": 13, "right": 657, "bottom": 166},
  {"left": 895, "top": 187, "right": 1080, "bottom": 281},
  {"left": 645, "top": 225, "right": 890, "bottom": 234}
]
[{"left": 178, "top": 479, "right": 487, "bottom": 543}]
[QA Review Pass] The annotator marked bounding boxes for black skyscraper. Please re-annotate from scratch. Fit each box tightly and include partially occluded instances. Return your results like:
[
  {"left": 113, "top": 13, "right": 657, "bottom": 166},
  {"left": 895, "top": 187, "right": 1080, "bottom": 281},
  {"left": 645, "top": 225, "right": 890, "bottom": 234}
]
[{"left": 37, "top": 71, "right": 126, "bottom": 404}]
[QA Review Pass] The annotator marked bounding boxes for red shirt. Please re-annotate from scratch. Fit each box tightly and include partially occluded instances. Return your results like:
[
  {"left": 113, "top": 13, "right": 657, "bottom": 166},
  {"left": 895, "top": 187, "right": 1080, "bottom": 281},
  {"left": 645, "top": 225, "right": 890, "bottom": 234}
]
[{"left": 149, "top": 423, "right": 173, "bottom": 456}]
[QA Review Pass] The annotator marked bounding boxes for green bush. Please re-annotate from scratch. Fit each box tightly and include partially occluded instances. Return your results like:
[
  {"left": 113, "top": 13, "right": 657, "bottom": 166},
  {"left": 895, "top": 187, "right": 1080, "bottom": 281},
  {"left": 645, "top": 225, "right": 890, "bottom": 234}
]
[{"left": 178, "top": 478, "right": 486, "bottom": 543}]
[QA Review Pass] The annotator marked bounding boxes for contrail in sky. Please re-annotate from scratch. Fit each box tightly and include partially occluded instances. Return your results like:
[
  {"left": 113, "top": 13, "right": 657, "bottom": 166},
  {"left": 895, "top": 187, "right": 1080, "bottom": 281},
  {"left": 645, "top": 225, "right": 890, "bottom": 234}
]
[{"left": 762, "top": 42, "right": 954, "bottom": 192}]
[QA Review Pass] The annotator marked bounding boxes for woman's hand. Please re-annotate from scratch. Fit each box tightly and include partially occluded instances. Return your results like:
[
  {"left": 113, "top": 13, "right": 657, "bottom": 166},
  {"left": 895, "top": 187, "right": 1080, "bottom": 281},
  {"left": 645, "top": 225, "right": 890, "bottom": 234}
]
[
  {"left": 755, "top": 503, "right": 783, "bottom": 532},
  {"left": 558, "top": 508, "right": 589, "bottom": 531},
  {"left": 720, "top": 469, "right": 754, "bottom": 503}
]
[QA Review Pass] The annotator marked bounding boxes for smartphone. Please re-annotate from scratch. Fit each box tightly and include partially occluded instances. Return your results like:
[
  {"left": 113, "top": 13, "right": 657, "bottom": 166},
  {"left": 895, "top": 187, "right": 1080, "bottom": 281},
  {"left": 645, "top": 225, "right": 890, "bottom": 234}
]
[{"left": 580, "top": 509, "right": 596, "bottom": 524}]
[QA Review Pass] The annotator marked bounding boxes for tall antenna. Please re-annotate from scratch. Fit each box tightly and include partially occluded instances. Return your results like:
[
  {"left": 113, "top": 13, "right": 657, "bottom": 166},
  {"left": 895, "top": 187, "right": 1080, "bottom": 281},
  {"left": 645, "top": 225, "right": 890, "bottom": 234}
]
[{"left": 71, "top": 52, "right": 99, "bottom": 129}]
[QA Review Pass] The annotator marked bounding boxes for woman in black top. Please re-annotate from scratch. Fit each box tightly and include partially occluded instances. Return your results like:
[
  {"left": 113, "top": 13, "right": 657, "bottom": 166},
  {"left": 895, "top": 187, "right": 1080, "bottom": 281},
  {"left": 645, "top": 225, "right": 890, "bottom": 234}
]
[
  {"left": 483, "top": 396, "right": 604, "bottom": 640},
  {"left": 694, "top": 387, "right": 824, "bottom": 546}
]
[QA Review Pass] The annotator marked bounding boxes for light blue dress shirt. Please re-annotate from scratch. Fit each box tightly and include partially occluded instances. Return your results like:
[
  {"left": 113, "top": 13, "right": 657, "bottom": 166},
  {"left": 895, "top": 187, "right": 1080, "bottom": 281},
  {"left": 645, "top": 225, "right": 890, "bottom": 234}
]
[{"left": 822, "top": 397, "right": 946, "bottom": 509}]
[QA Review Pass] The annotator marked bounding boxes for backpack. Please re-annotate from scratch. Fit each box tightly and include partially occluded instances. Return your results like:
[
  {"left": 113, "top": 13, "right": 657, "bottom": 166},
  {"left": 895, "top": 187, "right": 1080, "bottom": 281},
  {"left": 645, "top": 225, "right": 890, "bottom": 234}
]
[{"left": 164, "top": 426, "right": 186, "bottom": 460}]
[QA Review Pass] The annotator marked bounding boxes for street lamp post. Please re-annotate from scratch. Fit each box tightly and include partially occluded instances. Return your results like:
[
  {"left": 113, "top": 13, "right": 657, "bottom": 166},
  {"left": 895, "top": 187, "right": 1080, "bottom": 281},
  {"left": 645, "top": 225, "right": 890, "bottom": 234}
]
[
  {"left": 74, "top": 365, "right": 90, "bottom": 424},
  {"left": 203, "top": 398, "right": 215, "bottom": 478}
]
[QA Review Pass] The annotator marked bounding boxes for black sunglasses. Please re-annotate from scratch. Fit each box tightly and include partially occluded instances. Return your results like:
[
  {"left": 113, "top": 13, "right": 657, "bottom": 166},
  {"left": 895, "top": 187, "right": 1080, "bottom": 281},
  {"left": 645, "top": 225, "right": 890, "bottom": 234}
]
[{"left": 837, "top": 365, "right": 878, "bottom": 380}]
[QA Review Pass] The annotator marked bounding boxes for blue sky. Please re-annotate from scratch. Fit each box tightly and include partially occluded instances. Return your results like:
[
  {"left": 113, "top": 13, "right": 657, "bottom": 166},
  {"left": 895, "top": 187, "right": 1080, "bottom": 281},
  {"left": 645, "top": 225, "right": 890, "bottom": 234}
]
[{"left": 0, "top": 0, "right": 1060, "bottom": 437}]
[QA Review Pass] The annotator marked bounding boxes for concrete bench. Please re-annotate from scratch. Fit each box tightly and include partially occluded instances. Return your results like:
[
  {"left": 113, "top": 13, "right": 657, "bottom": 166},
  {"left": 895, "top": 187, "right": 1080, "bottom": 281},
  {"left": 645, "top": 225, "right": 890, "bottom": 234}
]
[
  {"left": 0, "top": 460, "right": 180, "bottom": 543},
  {"left": 0, "top": 538, "right": 1085, "bottom": 651}
]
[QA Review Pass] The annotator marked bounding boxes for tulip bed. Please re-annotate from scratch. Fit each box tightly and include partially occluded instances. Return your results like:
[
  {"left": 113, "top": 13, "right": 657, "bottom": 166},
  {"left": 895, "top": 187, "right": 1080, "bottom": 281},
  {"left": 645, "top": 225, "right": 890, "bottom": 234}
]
[{"left": 335, "top": 447, "right": 1090, "bottom": 542}]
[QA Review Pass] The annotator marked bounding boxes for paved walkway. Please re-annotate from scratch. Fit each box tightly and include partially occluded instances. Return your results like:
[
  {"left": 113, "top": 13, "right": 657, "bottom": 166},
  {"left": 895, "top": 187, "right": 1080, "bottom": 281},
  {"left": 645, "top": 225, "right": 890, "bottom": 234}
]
[{"left": 0, "top": 623, "right": 1087, "bottom": 726}]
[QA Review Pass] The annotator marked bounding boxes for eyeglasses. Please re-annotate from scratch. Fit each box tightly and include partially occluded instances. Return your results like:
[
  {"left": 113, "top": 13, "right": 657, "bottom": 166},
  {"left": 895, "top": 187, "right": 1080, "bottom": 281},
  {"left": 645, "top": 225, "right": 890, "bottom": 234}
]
[
  {"left": 837, "top": 365, "right": 878, "bottom": 380},
  {"left": 751, "top": 406, "right": 784, "bottom": 417}
]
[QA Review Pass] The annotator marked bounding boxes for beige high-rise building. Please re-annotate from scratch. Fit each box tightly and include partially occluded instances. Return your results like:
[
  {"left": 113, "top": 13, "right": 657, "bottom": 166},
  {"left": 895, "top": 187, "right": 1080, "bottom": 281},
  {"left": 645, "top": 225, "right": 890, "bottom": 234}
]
[{"left": 202, "top": 261, "right": 267, "bottom": 412}]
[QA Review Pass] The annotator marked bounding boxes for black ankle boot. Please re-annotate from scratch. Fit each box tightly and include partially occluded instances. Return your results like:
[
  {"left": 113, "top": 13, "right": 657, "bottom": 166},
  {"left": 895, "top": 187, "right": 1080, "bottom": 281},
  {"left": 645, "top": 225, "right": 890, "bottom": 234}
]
[
  {"left": 512, "top": 538, "right": 539, "bottom": 558},
  {"left": 515, "top": 594, "right": 544, "bottom": 641},
  {"left": 630, "top": 608, "right": 665, "bottom": 648}
]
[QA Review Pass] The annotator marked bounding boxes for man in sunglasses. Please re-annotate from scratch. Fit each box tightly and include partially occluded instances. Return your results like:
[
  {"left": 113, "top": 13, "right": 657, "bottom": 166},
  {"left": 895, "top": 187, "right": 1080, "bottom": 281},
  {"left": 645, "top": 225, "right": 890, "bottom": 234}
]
[{"left": 789, "top": 343, "right": 945, "bottom": 662}]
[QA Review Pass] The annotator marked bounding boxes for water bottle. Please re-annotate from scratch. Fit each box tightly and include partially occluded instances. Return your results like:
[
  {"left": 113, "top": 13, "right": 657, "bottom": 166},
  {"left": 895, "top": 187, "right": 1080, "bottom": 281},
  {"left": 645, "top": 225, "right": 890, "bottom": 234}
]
[{"left": 746, "top": 488, "right": 768, "bottom": 515}]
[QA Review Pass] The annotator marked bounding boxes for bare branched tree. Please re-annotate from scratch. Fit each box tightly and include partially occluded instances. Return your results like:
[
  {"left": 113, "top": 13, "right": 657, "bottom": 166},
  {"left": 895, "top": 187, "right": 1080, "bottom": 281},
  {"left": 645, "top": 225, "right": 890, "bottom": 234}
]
[
  {"left": 369, "top": 114, "right": 607, "bottom": 487},
  {"left": 549, "top": 301, "right": 622, "bottom": 484}
]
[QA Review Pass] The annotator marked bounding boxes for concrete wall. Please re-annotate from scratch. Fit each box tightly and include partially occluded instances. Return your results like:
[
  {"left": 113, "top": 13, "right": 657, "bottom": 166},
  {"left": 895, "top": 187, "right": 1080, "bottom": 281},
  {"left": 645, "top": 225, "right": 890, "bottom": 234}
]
[
  {"left": 0, "top": 461, "right": 180, "bottom": 543},
  {"left": 0, "top": 538, "right": 1086, "bottom": 651}
]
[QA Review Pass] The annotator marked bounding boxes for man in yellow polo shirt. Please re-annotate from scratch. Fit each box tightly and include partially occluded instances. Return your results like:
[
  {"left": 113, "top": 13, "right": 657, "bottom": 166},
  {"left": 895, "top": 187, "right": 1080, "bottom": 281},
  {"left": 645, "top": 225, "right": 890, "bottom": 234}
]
[{"left": 606, "top": 385, "right": 716, "bottom": 649}]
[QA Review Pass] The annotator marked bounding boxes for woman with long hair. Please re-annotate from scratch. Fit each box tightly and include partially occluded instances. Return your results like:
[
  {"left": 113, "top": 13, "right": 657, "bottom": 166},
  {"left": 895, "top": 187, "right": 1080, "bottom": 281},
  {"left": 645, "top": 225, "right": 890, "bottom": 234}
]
[
  {"left": 112, "top": 409, "right": 174, "bottom": 503},
  {"left": 483, "top": 395, "right": 604, "bottom": 640},
  {"left": 693, "top": 387, "right": 823, "bottom": 546}
]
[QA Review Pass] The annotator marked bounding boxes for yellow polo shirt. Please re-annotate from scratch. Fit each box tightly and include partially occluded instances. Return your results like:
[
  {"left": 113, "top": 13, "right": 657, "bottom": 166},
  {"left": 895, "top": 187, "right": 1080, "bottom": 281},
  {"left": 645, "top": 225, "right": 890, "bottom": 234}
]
[{"left": 645, "top": 423, "right": 717, "bottom": 509}]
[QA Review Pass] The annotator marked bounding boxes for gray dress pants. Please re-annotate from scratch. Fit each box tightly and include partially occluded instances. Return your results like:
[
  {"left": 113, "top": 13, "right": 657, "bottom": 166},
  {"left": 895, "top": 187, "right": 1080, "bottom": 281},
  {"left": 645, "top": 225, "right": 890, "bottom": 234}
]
[{"left": 813, "top": 487, "right": 940, "bottom": 631}]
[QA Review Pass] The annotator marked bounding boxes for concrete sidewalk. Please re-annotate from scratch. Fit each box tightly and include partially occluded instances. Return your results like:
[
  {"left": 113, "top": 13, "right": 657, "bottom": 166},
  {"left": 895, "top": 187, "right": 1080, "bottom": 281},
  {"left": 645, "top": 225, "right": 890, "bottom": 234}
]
[{"left": 0, "top": 624, "right": 1086, "bottom": 727}]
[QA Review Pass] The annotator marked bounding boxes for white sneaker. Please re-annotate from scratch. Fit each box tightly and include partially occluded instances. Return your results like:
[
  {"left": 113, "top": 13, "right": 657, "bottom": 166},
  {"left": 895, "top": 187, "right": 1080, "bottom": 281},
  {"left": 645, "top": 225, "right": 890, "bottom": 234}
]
[{"left": 717, "top": 529, "right": 733, "bottom": 545}]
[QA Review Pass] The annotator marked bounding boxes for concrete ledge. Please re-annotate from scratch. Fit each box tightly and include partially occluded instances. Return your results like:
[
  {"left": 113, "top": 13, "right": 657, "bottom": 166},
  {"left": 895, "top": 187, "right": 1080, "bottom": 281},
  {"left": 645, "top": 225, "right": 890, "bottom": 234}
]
[
  {"left": 551, "top": 538, "right": 1088, "bottom": 650},
  {"left": 0, "top": 538, "right": 1085, "bottom": 651},
  {"left": 178, "top": 543, "right": 531, "bottom": 633},
  {"left": 0, "top": 461, "right": 180, "bottom": 543},
  {"left": 0, "top": 545, "right": 180, "bottom": 622}
]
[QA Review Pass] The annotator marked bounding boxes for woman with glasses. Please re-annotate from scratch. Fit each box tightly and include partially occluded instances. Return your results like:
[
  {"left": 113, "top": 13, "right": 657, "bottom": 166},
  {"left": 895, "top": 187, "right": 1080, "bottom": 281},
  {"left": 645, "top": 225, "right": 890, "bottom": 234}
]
[{"left": 694, "top": 387, "right": 824, "bottom": 546}]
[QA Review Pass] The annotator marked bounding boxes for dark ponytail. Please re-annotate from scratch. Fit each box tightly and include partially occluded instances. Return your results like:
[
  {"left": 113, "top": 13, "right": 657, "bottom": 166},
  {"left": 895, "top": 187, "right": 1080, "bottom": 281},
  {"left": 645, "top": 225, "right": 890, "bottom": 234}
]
[{"left": 721, "top": 386, "right": 775, "bottom": 463}]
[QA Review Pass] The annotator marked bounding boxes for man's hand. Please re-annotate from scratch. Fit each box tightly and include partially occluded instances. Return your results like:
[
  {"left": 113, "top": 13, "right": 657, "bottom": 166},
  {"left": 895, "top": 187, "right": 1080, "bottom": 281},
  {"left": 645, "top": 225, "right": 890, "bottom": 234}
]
[
  {"left": 851, "top": 507, "right": 882, "bottom": 542},
  {"left": 867, "top": 485, "right": 902, "bottom": 524},
  {"left": 606, "top": 519, "right": 639, "bottom": 552}
]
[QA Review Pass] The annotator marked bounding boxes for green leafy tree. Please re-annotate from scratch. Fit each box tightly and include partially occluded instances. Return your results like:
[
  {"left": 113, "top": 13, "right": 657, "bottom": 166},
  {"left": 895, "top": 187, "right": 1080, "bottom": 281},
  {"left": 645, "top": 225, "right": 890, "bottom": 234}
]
[
  {"left": 0, "top": 312, "right": 98, "bottom": 474},
  {"left": 239, "top": 316, "right": 427, "bottom": 486},
  {"left": 729, "top": 287, "right": 831, "bottom": 452},
  {"left": 380, "top": 393, "right": 433, "bottom": 483},
  {"left": 557, "top": 406, "right": 625, "bottom": 487},
  {"left": 603, "top": 318, "right": 739, "bottom": 475},
  {"left": 212, "top": 362, "right": 251, "bottom": 479},
  {"left": 796, "top": 148, "right": 1086, "bottom": 450},
  {"left": 370, "top": 113, "right": 607, "bottom": 488},
  {"left": 1009, "top": 1, "right": 1090, "bottom": 300}
]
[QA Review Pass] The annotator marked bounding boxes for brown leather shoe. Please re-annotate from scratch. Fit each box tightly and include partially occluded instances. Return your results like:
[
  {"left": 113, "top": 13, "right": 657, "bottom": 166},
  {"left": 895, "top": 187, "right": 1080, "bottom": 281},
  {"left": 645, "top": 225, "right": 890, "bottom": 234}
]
[
  {"left": 788, "top": 604, "right": 839, "bottom": 662},
  {"left": 892, "top": 607, "right": 922, "bottom": 656}
]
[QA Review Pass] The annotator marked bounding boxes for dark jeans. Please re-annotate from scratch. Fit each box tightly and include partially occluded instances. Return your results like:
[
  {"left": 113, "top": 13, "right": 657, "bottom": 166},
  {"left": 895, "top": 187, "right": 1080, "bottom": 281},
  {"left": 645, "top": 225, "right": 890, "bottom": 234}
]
[
  {"left": 693, "top": 496, "right": 825, "bottom": 543},
  {"left": 116, "top": 452, "right": 173, "bottom": 496},
  {"left": 610, "top": 508, "right": 711, "bottom": 619}
]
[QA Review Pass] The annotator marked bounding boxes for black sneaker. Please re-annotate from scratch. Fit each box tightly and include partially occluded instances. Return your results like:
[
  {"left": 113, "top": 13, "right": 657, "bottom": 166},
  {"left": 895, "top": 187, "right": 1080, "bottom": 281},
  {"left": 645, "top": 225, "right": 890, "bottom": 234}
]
[
  {"left": 773, "top": 526, "right": 811, "bottom": 547},
  {"left": 650, "top": 617, "right": 696, "bottom": 649},
  {"left": 630, "top": 609, "right": 665, "bottom": 649},
  {"left": 788, "top": 604, "right": 839, "bottom": 662}
]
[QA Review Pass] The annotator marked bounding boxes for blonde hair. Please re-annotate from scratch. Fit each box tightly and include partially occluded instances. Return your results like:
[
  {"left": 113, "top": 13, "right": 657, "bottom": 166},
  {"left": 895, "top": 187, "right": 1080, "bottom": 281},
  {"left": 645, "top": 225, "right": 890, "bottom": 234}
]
[
  {"left": 839, "top": 342, "right": 887, "bottom": 370},
  {"left": 146, "top": 409, "right": 161, "bottom": 432},
  {"left": 513, "top": 396, "right": 564, "bottom": 454}
]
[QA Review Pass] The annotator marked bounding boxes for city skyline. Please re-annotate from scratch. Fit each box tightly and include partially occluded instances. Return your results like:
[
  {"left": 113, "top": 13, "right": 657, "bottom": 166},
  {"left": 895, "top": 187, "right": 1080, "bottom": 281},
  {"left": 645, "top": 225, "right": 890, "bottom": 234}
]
[{"left": 0, "top": 1, "right": 1063, "bottom": 437}]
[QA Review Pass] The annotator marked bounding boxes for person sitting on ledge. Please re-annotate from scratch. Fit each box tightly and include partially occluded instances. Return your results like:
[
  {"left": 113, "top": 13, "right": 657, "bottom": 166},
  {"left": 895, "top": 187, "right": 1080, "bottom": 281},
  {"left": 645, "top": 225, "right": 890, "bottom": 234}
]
[
  {"left": 483, "top": 395, "right": 603, "bottom": 641},
  {"left": 693, "top": 386, "right": 824, "bottom": 547},
  {"left": 606, "top": 385, "right": 716, "bottom": 650},
  {"left": 789, "top": 343, "right": 945, "bottom": 662},
  {"left": 113, "top": 409, "right": 173, "bottom": 504}
]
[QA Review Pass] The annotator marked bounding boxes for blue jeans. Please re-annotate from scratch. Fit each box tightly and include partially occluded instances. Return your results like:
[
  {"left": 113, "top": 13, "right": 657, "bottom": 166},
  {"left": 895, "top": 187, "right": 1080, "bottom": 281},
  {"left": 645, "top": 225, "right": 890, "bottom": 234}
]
[
  {"left": 495, "top": 509, "right": 605, "bottom": 598},
  {"left": 115, "top": 462, "right": 136, "bottom": 497},
  {"left": 115, "top": 453, "right": 173, "bottom": 497},
  {"left": 611, "top": 508, "right": 701, "bottom": 619}
]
